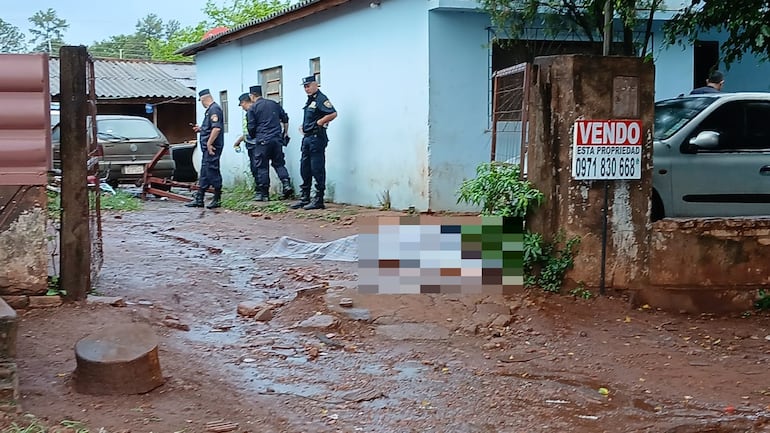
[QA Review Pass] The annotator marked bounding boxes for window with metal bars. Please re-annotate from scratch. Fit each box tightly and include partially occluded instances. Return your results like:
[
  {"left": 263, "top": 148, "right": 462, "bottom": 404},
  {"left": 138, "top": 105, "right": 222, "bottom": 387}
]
[{"left": 259, "top": 66, "right": 283, "bottom": 104}]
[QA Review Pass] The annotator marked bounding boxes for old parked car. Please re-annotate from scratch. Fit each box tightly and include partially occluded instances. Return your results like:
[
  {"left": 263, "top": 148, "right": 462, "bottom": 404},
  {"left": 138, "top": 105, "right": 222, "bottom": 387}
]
[
  {"left": 52, "top": 114, "right": 177, "bottom": 187},
  {"left": 652, "top": 92, "right": 770, "bottom": 220}
]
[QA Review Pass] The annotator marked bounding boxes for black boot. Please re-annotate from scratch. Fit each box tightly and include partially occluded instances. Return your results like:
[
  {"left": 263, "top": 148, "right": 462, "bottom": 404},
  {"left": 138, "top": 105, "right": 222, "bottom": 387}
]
[
  {"left": 303, "top": 193, "right": 325, "bottom": 210},
  {"left": 254, "top": 183, "right": 270, "bottom": 201},
  {"left": 281, "top": 179, "right": 295, "bottom": 200},
  {"left": 207, "top": 189, "right": 222, "bottom": 209},
  {"left": 185, "top": 191, "right": 204, "bottom": 207},
  {"left": 290, "top": 190, "right": 310, "bottom": 209}
]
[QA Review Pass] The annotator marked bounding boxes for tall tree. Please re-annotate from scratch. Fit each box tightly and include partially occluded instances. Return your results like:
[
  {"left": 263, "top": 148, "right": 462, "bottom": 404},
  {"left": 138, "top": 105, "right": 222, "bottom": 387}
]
[
  {"left": 664, "top": 0, "right": 770, "bottom": 65},
  {"left": 148, "top": 23, "right": 207, "bottom": 62},
  {"left": 28, "top": 8, "right": 69, "bottom": 54},
  {"left": 89, "top": 14, "right": 184, "bottom": 60},
  {"left": 136, "top": 13, "right": 165, "bottom": 41},
  {"left": 203, "top": 0, "right": 290, "bottom": 27},
  {"left": 479, "top": 0, "right": 663, "bottom": 57},
  {"left": 0, "top": 18, "right": 27, "bottom": 53},
  {"left": 150, "top": 0, "right": 289, "bottom": 61}
]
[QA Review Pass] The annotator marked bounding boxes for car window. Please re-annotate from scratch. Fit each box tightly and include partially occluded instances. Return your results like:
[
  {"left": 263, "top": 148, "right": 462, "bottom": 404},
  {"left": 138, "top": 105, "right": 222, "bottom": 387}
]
[
  {"left": 744, "top": 102, "right": 770, "bottom": 149},
  {"left": 97, "top": 118, "right": 161, "bottom": 140},
  {"left": 691, "top": 100, "right": 744, "bottom": 150},
  {"left": 654, "top": 97, "right": 716, "bottom": 140}
]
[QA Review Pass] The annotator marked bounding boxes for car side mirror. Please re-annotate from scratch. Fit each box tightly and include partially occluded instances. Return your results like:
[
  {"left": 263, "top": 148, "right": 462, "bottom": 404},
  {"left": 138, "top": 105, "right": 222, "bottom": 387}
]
[{"left": 689, "top": 130, "right": 720, "bottom": 150}]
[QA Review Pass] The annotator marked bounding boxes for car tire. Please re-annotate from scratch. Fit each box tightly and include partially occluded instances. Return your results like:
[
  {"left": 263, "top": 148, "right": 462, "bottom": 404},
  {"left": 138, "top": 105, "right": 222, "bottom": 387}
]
[{"left": 651, "top": 190, "right": 664, "bottom": 222}]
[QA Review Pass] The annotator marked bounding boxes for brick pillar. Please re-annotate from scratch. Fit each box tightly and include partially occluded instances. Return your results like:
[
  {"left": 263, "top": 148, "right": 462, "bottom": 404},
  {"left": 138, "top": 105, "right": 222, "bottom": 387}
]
[{"left": 526, "top": 55, "right": 654, "bottom": 290}]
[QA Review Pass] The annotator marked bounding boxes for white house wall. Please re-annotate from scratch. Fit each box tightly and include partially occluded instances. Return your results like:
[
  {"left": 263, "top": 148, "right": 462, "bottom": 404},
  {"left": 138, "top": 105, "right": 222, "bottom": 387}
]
[
  {"left": 193, "top": 0, "right": 430, "bottom": 210},
  {"left": 427, "top": 10, "right": 492, "bottom": 211}
]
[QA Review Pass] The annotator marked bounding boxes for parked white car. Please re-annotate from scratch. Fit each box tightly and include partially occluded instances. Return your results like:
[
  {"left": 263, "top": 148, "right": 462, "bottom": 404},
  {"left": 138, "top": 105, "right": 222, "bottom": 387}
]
[{"left": 652, "top": 92, "right": 770, "bottom": 220}]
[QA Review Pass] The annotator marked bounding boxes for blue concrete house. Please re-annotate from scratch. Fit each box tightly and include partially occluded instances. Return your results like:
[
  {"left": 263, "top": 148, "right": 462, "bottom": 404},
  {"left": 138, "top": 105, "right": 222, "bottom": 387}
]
[{"left": 179, "top": 0, "right": 770, "bottom": 211}]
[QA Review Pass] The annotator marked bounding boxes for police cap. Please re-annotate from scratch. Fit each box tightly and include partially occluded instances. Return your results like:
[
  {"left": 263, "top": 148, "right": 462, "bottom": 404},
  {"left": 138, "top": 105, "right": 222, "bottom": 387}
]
[
  {"left": 238, "top": 93, "right": 250, "bottom": 103},
  {"left": 198, "top": 88, "right": 211, "bottom": 97},
  {"left": 249, "top": 85, "right": 262, "bottom": 96},
  {"left": 301, "top": 75, "right": 316, "bottom": 86}
]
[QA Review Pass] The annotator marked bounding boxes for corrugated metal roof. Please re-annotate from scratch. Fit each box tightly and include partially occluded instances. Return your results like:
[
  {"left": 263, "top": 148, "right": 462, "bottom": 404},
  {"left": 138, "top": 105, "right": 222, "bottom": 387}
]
[
  {"left": 154, "top": 63, "right": 197, "bottom": 89},
  {"left": 49, "top": 58, "right": 197, "bottom": 99},
  {"left": 177, "top": 0, "right": 352, "bottom": 56}
]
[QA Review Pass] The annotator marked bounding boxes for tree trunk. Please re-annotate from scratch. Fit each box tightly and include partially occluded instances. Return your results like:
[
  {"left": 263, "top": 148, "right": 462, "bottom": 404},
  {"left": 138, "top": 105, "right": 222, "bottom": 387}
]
[{"left": 73, "top": 323, "right": 164, "bottom": 395}]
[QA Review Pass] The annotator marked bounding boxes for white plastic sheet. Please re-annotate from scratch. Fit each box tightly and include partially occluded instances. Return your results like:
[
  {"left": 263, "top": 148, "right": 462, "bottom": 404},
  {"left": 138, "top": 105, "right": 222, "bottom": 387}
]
[{"left": 259, "top": 235, "right": 358, "bottom": 262}]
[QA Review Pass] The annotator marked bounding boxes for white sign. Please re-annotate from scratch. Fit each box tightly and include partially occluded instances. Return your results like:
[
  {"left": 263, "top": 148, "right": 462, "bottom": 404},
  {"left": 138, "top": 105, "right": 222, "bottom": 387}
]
[{"left": 571, "top": 119, "right": 642, "bottom": 180}]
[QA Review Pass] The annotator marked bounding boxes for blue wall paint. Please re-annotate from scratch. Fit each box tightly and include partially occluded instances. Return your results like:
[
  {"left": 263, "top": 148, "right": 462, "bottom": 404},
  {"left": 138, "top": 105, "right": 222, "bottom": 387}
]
[
  {"left": 428, "top": 10, "right": 492, "bottom": 211},
  {"left": 193, "top": 0, "right": 770, "bottom": 212},
  {"left": 195, "top": 0, "right": 430, "bottom": 209}
]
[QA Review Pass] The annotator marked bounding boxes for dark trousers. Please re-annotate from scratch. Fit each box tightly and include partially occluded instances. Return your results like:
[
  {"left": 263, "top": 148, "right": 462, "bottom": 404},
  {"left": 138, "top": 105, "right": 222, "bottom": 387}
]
[
  {"left": 267, "top": 138, "right": 291, "bottom": 182},
  {"left": 250, "top": 143, "right": 270, "bottom": 193},
  {"left": 198, "top": 145, "right": 223, "bottom": 191},
  {"left": 300, "top": 135, "right": 327, "bottom": 195},
  {"left": 249, "top": 138, "right": 291, "bottom": 193}
]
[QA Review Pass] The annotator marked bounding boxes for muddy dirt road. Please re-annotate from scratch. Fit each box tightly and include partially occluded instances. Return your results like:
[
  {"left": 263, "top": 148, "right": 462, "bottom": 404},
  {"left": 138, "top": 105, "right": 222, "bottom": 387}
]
[{"left": 5, "top": 201, "right": 770, "bottom": 433}]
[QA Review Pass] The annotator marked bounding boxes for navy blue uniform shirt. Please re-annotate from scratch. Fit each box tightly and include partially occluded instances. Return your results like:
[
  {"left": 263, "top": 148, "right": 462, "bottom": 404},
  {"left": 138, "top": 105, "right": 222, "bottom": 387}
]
[
  {"left": 200, "top": 102, "right": 224, "bottom": 149},
  {"left": 690, "top": 86, "right": 720, "bottom": 95},
  {"left": 302, "top": 90, "right": 336, "bottom": 134},
  {"left": 247, "top": 98, "right": 288, "bottom": 143}
]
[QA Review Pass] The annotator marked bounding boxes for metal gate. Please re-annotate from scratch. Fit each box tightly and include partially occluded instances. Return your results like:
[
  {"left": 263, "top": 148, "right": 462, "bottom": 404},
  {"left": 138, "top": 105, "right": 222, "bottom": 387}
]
[
  {"left": 86, "top": 56, "right": 103, "bottom": 285},
  {"left": 490, "top": 63, "right": 532, "bottom": 175}
]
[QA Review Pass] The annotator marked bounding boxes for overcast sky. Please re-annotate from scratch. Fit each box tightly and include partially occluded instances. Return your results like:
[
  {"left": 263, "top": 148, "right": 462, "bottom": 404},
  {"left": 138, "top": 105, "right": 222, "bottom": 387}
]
[{"left": 4, "top": 0, "right": 210, "bottom": 46}]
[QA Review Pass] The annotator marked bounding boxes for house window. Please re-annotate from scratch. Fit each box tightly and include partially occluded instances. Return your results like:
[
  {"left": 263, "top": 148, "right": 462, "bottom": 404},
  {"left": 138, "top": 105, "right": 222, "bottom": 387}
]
[
  {"left": 260, "top": 66, "right": 283, "bottom": 103},
  {"left": 219, "top": 90, "right": 229, "bottom": 133},
  {"left": 310, "top": 57, "right": 321, "bottom": 85}
]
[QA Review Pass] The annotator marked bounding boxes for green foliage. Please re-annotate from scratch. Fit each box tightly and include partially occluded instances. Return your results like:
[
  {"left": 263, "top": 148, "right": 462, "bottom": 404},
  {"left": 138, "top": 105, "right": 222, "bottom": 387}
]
[
  {"left": 148, "top": 23, "right": 207, "bottom": 62},
  {"left": 90, "top": 13, "right": 184, "bottom": 60},
  {"left": 27, "top": 8, "right": 69, "bottom": 53},
  {"left": 457, "top": 162, "right": 543, "bottom": 218},
  {"left": 46, "top": 276, "right": 66, "bottom": 297},
  {"left": 479, "top": 0, "right": 664, "bottom": 57},
  {"left": 458, "top": 161, "right": 579, "bottom": 294},
  {"left": 96, "top": 190, "right": 142, "bottom": 211},
  {"left": 0, "top": 19, "right": 27, "bottom": 53},
  {"left": 378, "top": 190, "right": 391, "bottom": 210},
  {"left": 569, "top": 283, "right": 593, "bottom": 299},
  {"left": 47, "top": 190, "right": 61, "bottom": 223},
  {"left": 221, "top": 176, "right": 258, "bottom": 211},
  {"left": 664, "top": 0, "right": 770, "bottom": 66},
  {"left": 524, "top": 231, "right": 581, "bottom": 293},
  {"left": 755, "top": 289, "right": 770, "bottom": 311},
  {"left": 204, "top": 0, "right": 290, "bottom": 27}
]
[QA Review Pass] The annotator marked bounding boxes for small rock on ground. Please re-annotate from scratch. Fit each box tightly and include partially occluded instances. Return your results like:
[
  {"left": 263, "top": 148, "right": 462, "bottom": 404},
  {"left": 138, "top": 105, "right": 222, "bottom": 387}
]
[{"left": 297, "top": 314, "right": 339, "bottom": 329}]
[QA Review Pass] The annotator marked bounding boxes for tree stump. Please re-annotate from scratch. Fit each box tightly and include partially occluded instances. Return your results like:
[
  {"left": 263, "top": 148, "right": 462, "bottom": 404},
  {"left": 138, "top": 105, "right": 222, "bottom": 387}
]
[{"left": 73, "top": 323, "right": 164, "bottom": 395}]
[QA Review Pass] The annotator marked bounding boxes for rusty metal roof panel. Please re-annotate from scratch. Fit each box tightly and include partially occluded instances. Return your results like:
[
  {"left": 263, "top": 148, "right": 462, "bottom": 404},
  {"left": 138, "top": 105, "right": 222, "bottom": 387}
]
[
  {"left": 0, "top": 53, "right": 52, "bottom": 186},
  {"left": 49, "top": 58, "right": 196, "bottom": 99}
]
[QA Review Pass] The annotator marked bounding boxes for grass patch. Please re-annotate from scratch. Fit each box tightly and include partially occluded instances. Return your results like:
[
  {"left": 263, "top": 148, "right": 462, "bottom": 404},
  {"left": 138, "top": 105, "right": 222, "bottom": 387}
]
[
  {"left": 97, "top": 190, "right": 142, "bottom": 211},
  {"left": 221, "top": 177, "right": 257, "bottom": 212},
  {"left": 257, "top": 201, "right": 288, "bottom": 214},
  {"left": 1, "top": 415, "right": 95, "bottom": 433},
  {"left": 221, "top": 177, "right": 292, "bottom": 214}
]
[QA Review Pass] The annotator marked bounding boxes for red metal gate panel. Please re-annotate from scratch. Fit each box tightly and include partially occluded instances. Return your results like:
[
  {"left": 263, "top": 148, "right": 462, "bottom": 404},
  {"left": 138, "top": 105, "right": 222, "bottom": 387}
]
[{"left": 0, "top": 54, "right": 51, "bottom": 186}]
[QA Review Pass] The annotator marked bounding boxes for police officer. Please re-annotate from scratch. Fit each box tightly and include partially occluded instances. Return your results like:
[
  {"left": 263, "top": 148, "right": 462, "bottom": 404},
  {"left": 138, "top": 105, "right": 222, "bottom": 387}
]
[
  {"left": 186, "top": 88, "right": 224, "bottom": 209},
  {"left": 247, "top": 85, "right": 295, "bottom": 201},
  {"left": 233, "top": 93, "right": 260, "bottom": 197},
  {"left": 291, "top": 76, "right": 337, "bottom": 210}
]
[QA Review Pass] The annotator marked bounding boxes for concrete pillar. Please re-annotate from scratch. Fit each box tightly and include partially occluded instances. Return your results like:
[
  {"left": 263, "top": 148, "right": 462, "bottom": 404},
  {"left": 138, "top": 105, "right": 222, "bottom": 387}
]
[{"left": 526, "top": 55, "right": 654, "bottom": 290}]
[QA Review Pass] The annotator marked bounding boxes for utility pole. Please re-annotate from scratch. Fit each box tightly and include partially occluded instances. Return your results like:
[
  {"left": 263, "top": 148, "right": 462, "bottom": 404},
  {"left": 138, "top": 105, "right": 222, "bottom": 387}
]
[{"left": 603, "top": 0, "right": 613, "bottom": 56}]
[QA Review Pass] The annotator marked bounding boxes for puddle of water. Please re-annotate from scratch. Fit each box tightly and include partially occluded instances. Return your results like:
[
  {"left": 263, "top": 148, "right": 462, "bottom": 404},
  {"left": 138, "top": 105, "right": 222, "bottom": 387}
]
[{"left": 393, "top": 360, "right": 429, "bottom": 380}]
